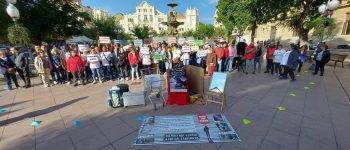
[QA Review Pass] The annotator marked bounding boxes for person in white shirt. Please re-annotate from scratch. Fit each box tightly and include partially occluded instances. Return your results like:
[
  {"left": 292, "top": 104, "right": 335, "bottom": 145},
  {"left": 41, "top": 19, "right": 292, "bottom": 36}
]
[
  {"left": 100, "top": 45, "right": 113, "bottom": 81},
  {"left": 140, "top": 45, "right": 153, "bottom": 75},
  {"left": 87, "top": 48, "right": 102, "bottom": 83},
  {"left": 280, "top": 47, "right": 292, "bottom": 79},
  {"left": 273, "top": 45, "right": 286, "bottom": 76},
  {"left": 182, "top": 52, "right": 190, "bottom": 65}
]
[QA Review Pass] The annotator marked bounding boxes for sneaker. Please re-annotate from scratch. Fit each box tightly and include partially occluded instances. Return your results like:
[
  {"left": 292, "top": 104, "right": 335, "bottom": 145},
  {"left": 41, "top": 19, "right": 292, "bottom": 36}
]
[
  {"left": 77, "top": 80, "right": 81, "bottom": 84},
  {"left": 67, "top": 81, "right": 71, "bottom": 85},
  {"left": 44, "top": 84, "right": 49, "bottom": 88},
  {"left": 99, "top": 79, "right": 103, "bottom": 83},
  {"left": 53, "top": 81, "right": 58, "bottom": 85},
  {"left": 92, "top": 80, "right": 96, "bottom": 84},
  {"left": 126, "top": 78, "right": 130, "bottom": 81}
]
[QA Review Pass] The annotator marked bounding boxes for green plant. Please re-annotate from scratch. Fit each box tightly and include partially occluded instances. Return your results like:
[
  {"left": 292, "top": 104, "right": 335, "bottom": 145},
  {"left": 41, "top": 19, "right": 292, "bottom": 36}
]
[{"left": 7, "top": 24, "right": 30, "bottom": 45}]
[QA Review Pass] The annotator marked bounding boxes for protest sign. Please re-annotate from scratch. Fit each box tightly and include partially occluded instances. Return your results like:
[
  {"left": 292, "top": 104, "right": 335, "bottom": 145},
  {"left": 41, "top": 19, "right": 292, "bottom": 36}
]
[
  {"left": 99, "top": 36, "right": 111, "bottom": 44},
  {"left": 178, "top": 38, "right": 186, "bottom": 45},
  {"left": 190, "top": 46, "right": 200, "bottom": 52},
  {"left": 188, "top": 39, "right": 195, "bottom": 46},
  {"left": 143, "top": 38, "right": 153, "bottom": 45},
  {"left": 78, "top": 44, "right": 89, "bottom": 52},
  {"left": 153, "top": 54, "right": 163, "bottom": 61},
  {"left": 134, "top": 39, "right": 143, "bottom": 47},
  {"left": 181, "top": 46, "right": 191, "bottom": 53},
  {"left": 168, "top": 37, "right": 177, "bottom": 44},
  {"left": 140, "top": 47, "right": 150, "bottom": 54},
  {"left": 197, "top": 50, "right": 207, "bottom": 57},
  {"left": 196, "top": 40, "right": 204, "bottom": 46}
]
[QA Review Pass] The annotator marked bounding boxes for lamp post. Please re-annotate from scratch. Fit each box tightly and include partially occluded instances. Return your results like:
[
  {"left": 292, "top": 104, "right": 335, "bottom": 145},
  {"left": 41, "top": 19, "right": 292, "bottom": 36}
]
[{"left": 317, "top": 0, "right": 340, "bottom": 43}]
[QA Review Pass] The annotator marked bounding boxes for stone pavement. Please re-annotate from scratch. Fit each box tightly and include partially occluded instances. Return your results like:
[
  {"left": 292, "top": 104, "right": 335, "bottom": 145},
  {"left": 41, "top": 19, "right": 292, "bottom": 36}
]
[{"left": 0, "top": 63, "right": 349, "bottom": 150}]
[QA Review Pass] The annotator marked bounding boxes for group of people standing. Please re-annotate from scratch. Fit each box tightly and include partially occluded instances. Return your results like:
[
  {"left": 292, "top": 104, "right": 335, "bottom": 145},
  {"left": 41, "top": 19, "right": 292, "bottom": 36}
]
[{"left": 0, "top": 39, "right": 331, "bottom": 90}]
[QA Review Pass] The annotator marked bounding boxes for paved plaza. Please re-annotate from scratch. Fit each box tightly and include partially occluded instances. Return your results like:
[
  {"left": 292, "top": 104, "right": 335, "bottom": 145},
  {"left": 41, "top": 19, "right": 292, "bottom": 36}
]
[{"left": 0, "top": 63, "right": 350, "bottom": 150}]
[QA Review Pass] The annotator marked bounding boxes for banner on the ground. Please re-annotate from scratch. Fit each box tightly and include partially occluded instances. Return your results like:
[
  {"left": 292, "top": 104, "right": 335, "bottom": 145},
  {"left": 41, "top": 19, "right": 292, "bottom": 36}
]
[
  {"left": 78, "top": 44, "right": 89, "bottom": 52},
  {"left": 99, "top": 36, "right": 111, "bottom": 44},
  {"left": 140, "top": 47, "right": 150, "bottom": 54},
  {"left": 181, "top": 46, "right": 191, "bottom": 53},
  {"left": 134, "top": 114, "right": 240, "bottom": 145},
  {"left": 134, "top": 39, "right": 143, "bottom": 47},
  {"left": 190, "top": 46, "right": 200, "bottom": 52}
]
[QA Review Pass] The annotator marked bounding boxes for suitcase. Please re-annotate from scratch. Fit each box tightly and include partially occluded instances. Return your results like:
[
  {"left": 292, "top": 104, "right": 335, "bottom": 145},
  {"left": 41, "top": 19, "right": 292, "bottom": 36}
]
[{"left": 122, "top": 92, "right": 145, "bottom": 107}]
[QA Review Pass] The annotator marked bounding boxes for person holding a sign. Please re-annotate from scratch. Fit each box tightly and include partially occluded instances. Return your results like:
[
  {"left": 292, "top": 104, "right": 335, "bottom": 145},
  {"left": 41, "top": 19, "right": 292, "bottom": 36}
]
[
  {"left": 87, "top": 48, "right": 102, "bottom": 84},
  {"left": 140, "top": 45, "right": 152, "bottom": 75},
  {"left": 128, "top": 48, "right": 141, "bottom": 81},
  {"left": 100, "top": 45, "right": 114, "bottom": 81}
]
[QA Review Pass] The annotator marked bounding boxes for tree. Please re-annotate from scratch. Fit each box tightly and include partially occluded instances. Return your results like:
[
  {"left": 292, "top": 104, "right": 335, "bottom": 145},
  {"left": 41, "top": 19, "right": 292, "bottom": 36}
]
[
  {"left": 1, "top": 0, "right": 91, "bottom": 45},
  {"left": 217, "top": 0, "right": 274, "bottom": 42},
  {"left": 131, "top": 25, "right": 152, "bottom": 40},
  {"left": 259, "top": 0, "right": 330, "bottom": 44},
  {"left": 0, "top": 1, "right": 12, "bottom": 42},
  {"left": 197, "top": 23, "right": 215, "bottom": 39},
  {"left": 7, "top": 24, "right": 30, "bottom": 45},
  {"left": 182, "top": 30, "right": 198, "bottom": 38},
  {"left": 214, "top": 27, "right": 232, "bottom": 38}
]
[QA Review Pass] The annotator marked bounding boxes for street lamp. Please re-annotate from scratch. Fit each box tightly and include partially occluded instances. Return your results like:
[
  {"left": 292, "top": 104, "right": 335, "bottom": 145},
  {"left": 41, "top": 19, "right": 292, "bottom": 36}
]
[
  {"left": 317, "top": 0, "right": 340, "bottom": 42},
  {"left": 6, "top": 4, "right": 20, "bottom": 21}
]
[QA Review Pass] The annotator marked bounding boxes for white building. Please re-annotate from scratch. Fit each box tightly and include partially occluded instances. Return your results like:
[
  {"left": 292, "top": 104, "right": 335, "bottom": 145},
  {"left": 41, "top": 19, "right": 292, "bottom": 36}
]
[
  {"left": 118, "top": 1, "right": 199, "bottom": 34},
  {"left": 93, "top": 9, "right": 109, "bottom": 20}
]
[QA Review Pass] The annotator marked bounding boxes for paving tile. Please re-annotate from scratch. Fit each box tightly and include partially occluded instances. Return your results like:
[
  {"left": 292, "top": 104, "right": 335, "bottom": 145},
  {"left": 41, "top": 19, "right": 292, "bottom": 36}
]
[
  {"left": 36, "top": 133, "right": 75, "bottom": 150},
  {"left": 264, "top": 129, "right": 298, "bottom": 150},
  {"left": 75, "top": 133, "right": 110, "bottom": 150}
]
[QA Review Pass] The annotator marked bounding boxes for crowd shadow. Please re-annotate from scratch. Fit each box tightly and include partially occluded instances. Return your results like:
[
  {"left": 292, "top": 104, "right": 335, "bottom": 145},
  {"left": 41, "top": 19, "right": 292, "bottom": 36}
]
[{"left": 0, "top": 96, "right": 88, "bottom": 126}]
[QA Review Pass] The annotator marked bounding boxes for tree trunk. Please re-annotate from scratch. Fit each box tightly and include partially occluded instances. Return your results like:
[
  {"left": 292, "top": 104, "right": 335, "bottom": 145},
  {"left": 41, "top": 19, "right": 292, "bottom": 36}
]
[
  {"left": 250, "top": 22, "right": 257, "bottom": 43},
  {"left": 297, "top": 28, "right": 309, "bottom": 47}
]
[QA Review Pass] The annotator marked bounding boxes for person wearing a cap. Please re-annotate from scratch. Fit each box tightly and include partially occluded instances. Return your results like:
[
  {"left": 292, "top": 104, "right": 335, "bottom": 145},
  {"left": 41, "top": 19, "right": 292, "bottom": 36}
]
[{"left": 313, "top": 43, "right": 330, "bottom": 76}]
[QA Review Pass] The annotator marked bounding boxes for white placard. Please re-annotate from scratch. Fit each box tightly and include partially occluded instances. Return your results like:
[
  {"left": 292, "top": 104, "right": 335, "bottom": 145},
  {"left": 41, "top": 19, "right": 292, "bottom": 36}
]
[
  {"left": 178, "top": 38, "right": 186, "bottom": 45},
  {"left": 99, "top": 36, "right": 111, "bottom": 44},
  {"left": 188, "top": 39, "right": 195, "bottom": 46},
  {"left": 168, "top": 37, "right": 177, "bottom": 44},
  {"left": 190, "top": 46, "right": 199, "bottom": 52},
  {"left": 181, "top": 46, "right": 191, "bottom": 53},
  {"left": 134, "top": 39, "right": 143, "bottom": 47},
  {"left": 78, "top": 44, "right": 89, "bottom": 52},
  {"left": 140, "top": 47, "right": 150, "bottom": 54},
  {"left": 197, "top": 51, "right": 207, "bottom": 57}
]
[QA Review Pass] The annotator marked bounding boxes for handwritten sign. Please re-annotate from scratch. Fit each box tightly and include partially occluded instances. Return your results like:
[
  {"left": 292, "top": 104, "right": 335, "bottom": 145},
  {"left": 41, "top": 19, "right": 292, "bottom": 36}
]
[
  {"left": 153, "top": 54, "right": 163, "bottom": 61},
  {"left": 178, "top": 38, "right": 186, "bottom": 45},
  {"left": 99, "top": 36, "right": 111, "bottom": 44},
  {"left": 182, "top": 46, "right": 191, "bottom": 53},
  {"left": 196, "top": 40, "right": 204, "bottom": 46},
  {"left": 143, "top": 38, "right": 153, "bottom": 45},
  {"left": 168, "top": 37, "right": 177, "bottom": 44},
  {"left": 188, "top": 39, "right": 195, "bottom": 46},
  {"left": 78, "top": 44, "right": 89, "bottom": 52},
  {"left": 134, "top": 39, "right": 143, "bottom": 47},
  {"left": 197, "top": 51, "right": 207, "bottom": 57},
  {"left": 191, "top": 46, "right": 200, "bottom": 52},
  {"left": 140, "top": 47, "right": 150, "bottom": 54}
]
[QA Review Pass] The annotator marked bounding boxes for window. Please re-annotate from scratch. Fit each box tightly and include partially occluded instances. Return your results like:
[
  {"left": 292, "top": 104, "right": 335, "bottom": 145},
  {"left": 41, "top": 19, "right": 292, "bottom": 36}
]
[
  {"left": 342, "top": 13, "right": 350, "bottom": 35},
  {"left": 150, "top": 9, "right": 152, "bottom": 12},
  {"left": 158, "top": 18, "right": 164, "bottom": 22},
  {"left": 144, "top": 15, "right": 148, "bottom": 21},
  {"left": 138, "top": 9, "right": 140, "bottom": 12},
  {"left": 143, "top": 9, "right": 147, "bottom": 12},
  {"left": 150, "top": 15, "right": 153, "bottom": 22},
  {"left": 138, "top": 15, "right": 141, "bottom": 21}
]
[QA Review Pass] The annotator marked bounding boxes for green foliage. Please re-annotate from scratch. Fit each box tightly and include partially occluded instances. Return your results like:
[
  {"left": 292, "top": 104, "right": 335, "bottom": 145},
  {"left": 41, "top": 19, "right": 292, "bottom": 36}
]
[
  {"left": 131, "top": 25, "right": 152, "bottom": 40},
  {"left": 7, "top": 24, "right": 30, "bottom": 45},
  {"left": 0, "top": 1, "right": 12, "bottom": 42},
  {"left": 312, "top": 17, "right": 336, "bottom": 40},
  {"left": 196, "top": 23, "right": 215, "bottom": 39},
  {"left": 182, "top": 30, "right": 198, "bottom": 38},
  {"left": 1, "top": 0, "right": 91, "bottom": 44},
  {"left": 214, "top": 27, "right": 232, "bottom": 38}
]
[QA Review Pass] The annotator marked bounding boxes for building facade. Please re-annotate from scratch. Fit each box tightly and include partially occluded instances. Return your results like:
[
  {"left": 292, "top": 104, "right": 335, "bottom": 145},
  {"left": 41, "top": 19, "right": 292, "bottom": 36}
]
[
  {"left": 118, "top": 1, "right": 199, "bottom": 34},
  {"left": 93, "top": 9, "right": 109, "bottom": 20}
]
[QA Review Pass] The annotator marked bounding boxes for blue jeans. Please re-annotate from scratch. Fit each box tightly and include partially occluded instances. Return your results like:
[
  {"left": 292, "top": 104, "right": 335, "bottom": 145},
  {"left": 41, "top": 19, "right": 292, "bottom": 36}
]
[
  {"left": 253, "top": 57, "right": 261, "bottom": 73},
  {"left": 226, "top": 57, "right": 234, "bottom": 72},
  {"left": 183, "top": 59, "right": 190, "bottom": 66},
  {"left": 91, "top": 68, "right": 101, "bottom": 80},
  {"left": 245, "top": 59, "right": 254, "bottom": 73},
  {"left": 217, "top": 60, "right": 223, "bottom": 72},
  {"left": 103, "top": 66, "right": 113, "bottom": 80}
]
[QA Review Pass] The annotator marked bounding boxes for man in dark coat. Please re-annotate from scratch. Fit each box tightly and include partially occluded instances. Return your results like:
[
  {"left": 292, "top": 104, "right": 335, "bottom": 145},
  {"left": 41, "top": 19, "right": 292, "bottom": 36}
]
[
  {"left": 10, "top": 47, "right": 31, "bottom": 88},
  {"left": 286, "top": 44, "right": 300, "bottom": 81},
  {"left": 313, "top": 43, "right": 330, "bottom": 76}
]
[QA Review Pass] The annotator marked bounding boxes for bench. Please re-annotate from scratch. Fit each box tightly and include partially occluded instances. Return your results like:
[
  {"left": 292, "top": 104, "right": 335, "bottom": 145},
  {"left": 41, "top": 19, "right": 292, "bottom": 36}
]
[{"left": 331, "top": 54, "right": 347, "bottom": 68}]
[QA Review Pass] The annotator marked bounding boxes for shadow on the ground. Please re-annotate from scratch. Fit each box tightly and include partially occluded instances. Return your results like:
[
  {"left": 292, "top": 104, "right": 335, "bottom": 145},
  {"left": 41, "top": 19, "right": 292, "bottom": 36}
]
[
  {"left": 0, "top": 100, "right": 32, "bottom": 109},
  {"left": 0, "top": 96, "right": 88, "bottom": 126}
]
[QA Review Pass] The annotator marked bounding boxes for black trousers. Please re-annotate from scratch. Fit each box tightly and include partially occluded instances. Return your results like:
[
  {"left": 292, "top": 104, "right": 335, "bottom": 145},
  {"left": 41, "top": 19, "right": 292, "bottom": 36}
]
[
  {"left": 282, "top": 66, "right": 295, "bottom": 80},
  {"left": 16, "top": 67, "right": 31, "bottom": 87},
  {"left": 314, "top": 61, "right": 325, "bottom": 75},
  {"left": 233, "top": 57, "right": 243, "bottom": 71},
  {"left": 72, "top": 71, "right": 85, "bottom": 84},
  {"left": 297, "top": 60, "right": 303, "bottom": 72},
  {"left": 52, "top": 66, "right": 66, "bottom": 84},
  {"left": 273, "top": 63, "right": 282, "bottom": 75},
  {"left": 266, "top": 59, "right": 274, "bottom": 73},
  {"left": 4, "top": 72, "right": 19, "bottom": 88}
]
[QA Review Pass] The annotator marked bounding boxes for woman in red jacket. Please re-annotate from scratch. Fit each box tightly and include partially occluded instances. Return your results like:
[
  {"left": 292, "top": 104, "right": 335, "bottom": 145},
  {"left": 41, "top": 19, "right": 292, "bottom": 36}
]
[
  {"left": 66, "top": 50, "right": 85, "bottom": 86},
  {"left": 128, "top": 48, "right": 140, "bottom": 81}
]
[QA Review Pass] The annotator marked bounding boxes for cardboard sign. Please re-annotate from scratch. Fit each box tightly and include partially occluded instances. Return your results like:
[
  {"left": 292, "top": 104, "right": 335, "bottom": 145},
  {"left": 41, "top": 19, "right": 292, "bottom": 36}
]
[
  {"left": 99, "top": 36, "right": 111, "bottom": 44},
  {"left": 196, "top": 40, "right": 204, "bottom": 46},
  {"left": 114, "top": 39, "right": 126, "bottom": 45},
  {"left": 168, "top": 37, "right": 177, "bottom": 44},
  {"left": 181, "top": 46, "right": 191, "bottom": 53},
  {"left": 134, "top": 39, "right": 143, "bottom": 47},
  {"left": 140, "top": 47, "right": 150, "bottom": 54},
  {"left": 78, "top": 44, "right": 89, "bottom": 52},
  {"left": 188, "top": 39, "right": 195, "bottom": 46},
  {"left": 197, "top": 51, "right": 207, "bottom": 57},
  {"left": 190, "top": 46, "right": 200, "bottom": 52}
]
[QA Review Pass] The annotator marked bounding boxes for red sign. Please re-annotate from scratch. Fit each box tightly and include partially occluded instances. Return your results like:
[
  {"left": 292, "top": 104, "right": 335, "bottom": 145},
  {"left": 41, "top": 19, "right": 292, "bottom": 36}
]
[{"left": 197, "top": 114, "right": 209, "bottom": 125}]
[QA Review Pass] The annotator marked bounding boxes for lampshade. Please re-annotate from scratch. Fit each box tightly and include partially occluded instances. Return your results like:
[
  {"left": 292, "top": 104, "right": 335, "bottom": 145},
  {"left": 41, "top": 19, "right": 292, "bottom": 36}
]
[
  {"left": 327, "top": 0, "right": 340, "bottom": 10},
  {"left": 318, "top": 4, "right": 327, "bottom": 14},
  {"left": 6, "top": 4, "right": 20, "bottom": 21},
  {"left": 6, "top": 0, "right": 17, "bottom": 4}
]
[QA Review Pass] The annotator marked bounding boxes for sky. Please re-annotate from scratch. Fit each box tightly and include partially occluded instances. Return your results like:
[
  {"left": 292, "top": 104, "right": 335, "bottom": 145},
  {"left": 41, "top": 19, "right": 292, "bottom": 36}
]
[{"left": 82, "top": 0, "right": 218, "bottom": 24}]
